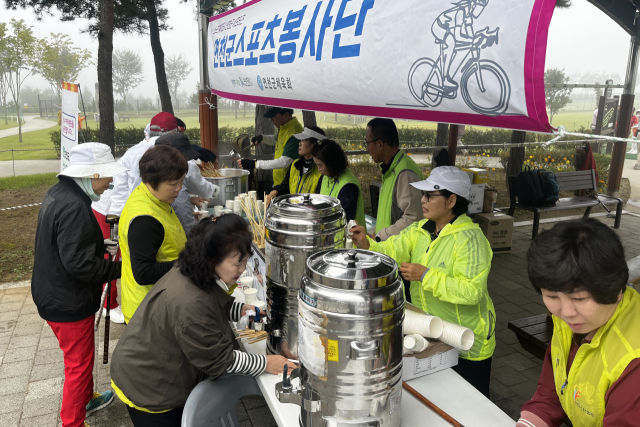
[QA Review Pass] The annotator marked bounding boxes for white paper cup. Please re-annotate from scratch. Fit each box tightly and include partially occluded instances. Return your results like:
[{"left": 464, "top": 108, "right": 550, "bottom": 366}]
[
  {"left": 214, "top": 205, "right": 223, "bottom": 211},
  {"left": 225, "top": 200, "right": 234, "bottom": 209},
  {"left": 223, "top": 209, "right": 233, "bottom": 214},
  {"left": 233, "top": 200, "right": 242, "bottom": 213},
  {"left": 239, "top": 276, "right": 254, "bottom": 290},
  {"left": 199, "top": 210, "right": 210, "bottom": 218},
  {"left": 439, "top": 322, "right": 475, "bottom": 351},
  {"left": 248, "top": 190, "right": 257, "bottom": 200},
  {"left": 403, "top": 334, "right": 429, "bottom": 352},
  {"left": 403, "top": 309, "right": 444, "bottom": 339},
  {"left": 253, "top": 300, "right": 266, "bottom": 311},
  {"left": 345, "top": 239, "right": 353, "bottom": 249},
  {"left": 244, "top": 288, "right": 258, "bottom": 304},
  {"left": 201, "top": 201, "right": 209, "bottom": 210}
]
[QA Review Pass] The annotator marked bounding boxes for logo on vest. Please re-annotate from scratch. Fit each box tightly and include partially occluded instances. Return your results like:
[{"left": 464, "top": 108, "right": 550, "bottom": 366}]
[
  {"left": 439, "top": 262, "right": 446, "bottom": 268},
  {"left": 573, "top": 382, "right": 595, "bottom": 418}
]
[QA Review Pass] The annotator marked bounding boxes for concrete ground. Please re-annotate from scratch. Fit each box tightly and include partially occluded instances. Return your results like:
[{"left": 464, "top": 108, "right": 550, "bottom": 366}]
[
  {"left": 0, "top": 116, "right": 57, "bottom": 139},
  {"left": 1, "top": 213, "right": 639, "bottom": 426}
]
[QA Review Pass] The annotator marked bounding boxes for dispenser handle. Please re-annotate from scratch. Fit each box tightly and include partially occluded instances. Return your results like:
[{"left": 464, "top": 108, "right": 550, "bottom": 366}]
[{"left": 348, "top": 340, "right": 380, "bottom": 360}]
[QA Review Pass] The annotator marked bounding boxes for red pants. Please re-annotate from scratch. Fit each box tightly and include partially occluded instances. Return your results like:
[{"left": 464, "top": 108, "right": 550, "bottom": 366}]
[
  {"left": 92, "top": 209, "right": 119, "bottom": 309},
  {"left": 48, "top": 316, "right": 95, "bottom": 427}
]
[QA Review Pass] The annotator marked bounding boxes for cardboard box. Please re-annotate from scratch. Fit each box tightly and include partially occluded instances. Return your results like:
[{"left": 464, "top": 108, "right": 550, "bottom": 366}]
[
  {"left": 403, "top": 343, "right": 459, "bottom": 380},
  {"left": 475, "top": 212, "right": 514, "bottom": 254},
  {"left": 466, "top": 183, "right": 485, "bottom": 214},
  {"left": 462, "top": 168, "right": 489, "bottom": 184}
]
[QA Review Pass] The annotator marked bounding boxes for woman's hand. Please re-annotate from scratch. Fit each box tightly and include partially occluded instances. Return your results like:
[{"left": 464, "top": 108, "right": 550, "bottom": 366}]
[
  {"left": 399, "top": 263, "right": 428, "bottom": 282},
  {"left": 241, "top": 303, "right": 260, "bottom": 317},
  {"left": 350, "top": 224, "right": 370, "bottom": 250},
  {"left": 236, "top": 159, "right": 243, "bottom": 168},
  {"left": 265, "top": 355, "right": 290, "bottom": 375},
  {"left": 190, "top": 197, "right": 209, "bottom": 207}
]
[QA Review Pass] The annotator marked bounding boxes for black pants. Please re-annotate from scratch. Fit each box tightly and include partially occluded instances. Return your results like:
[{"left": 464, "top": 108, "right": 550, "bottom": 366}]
[
  {"left": 127, "top": 406, "right": 184, "bottom": 427},
  {"left": 452, "top": 357, "right": 492, "bottom": 398}
]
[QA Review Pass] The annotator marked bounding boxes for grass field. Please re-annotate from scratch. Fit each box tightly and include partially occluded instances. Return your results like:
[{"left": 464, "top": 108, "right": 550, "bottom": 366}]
[
  {"left": 0, "top": 172, "right": 57, "bottom": 191},
  {"left": 0, "top": 128, "right": 58, "bottom": 161}
]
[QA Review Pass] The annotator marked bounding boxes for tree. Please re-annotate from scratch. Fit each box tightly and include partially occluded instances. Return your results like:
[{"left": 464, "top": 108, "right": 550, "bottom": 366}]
[
  {"left": 165, "top": 53, "right": 192, "bottom": 113},
  {"left": 544, "top": 68, "right": 572, "bottom": 124},
  {"left": 146, "top": 0, "right": 173, "bottom": 114},
  {"left": 2, "top": 20, "right": 38, "bottom": 143},
  {"left": 113, "top": 49, "right": 144, "bottom": 110},
  {"left": 36, "top": 33, "right": 92, "bottom": 102}
]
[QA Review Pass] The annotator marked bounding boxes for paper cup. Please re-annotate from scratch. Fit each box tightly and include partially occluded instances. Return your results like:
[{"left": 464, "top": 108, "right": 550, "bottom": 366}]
[
  {"left": 403, "top": 334, "right": 429, "bottom": 352},
  {"left": 233, "top": 200, "right": 242, "bottom": 213},
  {"left": 253, "top": 300, "right": 266, "bottom": 311},
  {"left": 345, "top": 239, "right": 353, "bottom": 249},
  {"left": 214, "top": 205, "right": 223, "bottom": 211},
  {"left": 201, "top": 201, "right": 209, "bottom": 210},
  {"left": 239, "top": 276, "right": 254, "bottom": 290},
  {"left": 244, "top": 288, "right": 258, "bottom": 304},
  {"left": 225, "top": 200, "right": 234, "bottom": 209},
  {"left": 439, "top": 322, "right": 474, "bottom": 351},
  {"left": 199, "top": 210, "right": 210, "bottom": 218},
  {"left": 223, "top": 209, "right": 233, "bottom": 214},
  {"left": 403, "top": 309, "right": 444, "bottom": 339}
]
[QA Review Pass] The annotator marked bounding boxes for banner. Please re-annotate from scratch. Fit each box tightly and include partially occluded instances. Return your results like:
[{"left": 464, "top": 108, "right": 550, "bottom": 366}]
[
  {"left": 60, "top": 81, "right": 78, "bottom": 172},
  {"left": 208, "top": 0, "right": 556, "bottom": 133}
]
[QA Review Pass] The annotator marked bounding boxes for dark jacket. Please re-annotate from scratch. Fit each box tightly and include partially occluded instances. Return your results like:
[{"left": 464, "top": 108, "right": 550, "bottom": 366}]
[
  {"left": 32, "top": 177, "right": 121, "bottom": 322},
  {"left": 110, "top": 266, "right": 236, "bottom": 412}
]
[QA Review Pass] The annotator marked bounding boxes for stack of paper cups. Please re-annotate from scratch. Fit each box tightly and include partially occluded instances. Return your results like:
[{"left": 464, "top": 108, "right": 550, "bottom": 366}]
[
  {"left": 439, "top": 321, "right": 475, "bottom": 351},
  {"left": 403, "top": 334, "right": 429, "bottom": 352},
  {"left": 223, "top": 208, "right": 233, "bottom": 214},
  {"left": 248, "top": 190, "right": 257, "bottom": 201},
  {"left": 239, "top": 276, "right": 253, "bottom": 291},
  {"left": 257, "top": 200, "right": 264, "bottom": 213},
  {"left": 201, "top": 200, "right": 209, "bottom": 211},
  {"left": 403, "top": 309, "right": 444, "bottom": 339},
  {"left": 233, "top": 200, "right": 242, "bottom": 214},
  {"left": 214, "top": 206, "right": 224, "bottom": 217},
  {"left": 244, "top": 288, "right": 258, "bottom": 304},
  {"left": 225, "top": 200, "right": 234, "bottom": 210}
]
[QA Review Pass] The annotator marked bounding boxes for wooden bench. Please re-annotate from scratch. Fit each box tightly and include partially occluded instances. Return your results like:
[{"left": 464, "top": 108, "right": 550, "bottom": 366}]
[
  {"left": 508, "top": 314, "right": 553, "bottom": 361},
  {"left": 508, "top": 169, "right": 623, "bottom": 239},
  {"left": 120, "top": 116, "right": 130, "bottom": 122}
]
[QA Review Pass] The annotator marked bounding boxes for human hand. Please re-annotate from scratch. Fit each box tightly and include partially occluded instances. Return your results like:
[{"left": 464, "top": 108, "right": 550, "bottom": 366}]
[
  {"left": 251, "top": 135, "right": 263, "bottom": 145},
  {"left": 399, "top": 263, "right": 428, "bottom": 282},
  {"left": 268, "top": 190, "right": 278, "bottom": 202},
  {"left": 265, "top": 355, "right": 291, "bottom": 375},
  {"left": 104, "top": 239, "right": 118, "bottom": 257},
  {"left": 350, "top": 224, "right": 370, "bottom": 250},
  {"left": 241, "top": 303, "right": 260, "bottom": 317},
  {"left": 236, "top": 159, "right": 243, "bottom": 168}
]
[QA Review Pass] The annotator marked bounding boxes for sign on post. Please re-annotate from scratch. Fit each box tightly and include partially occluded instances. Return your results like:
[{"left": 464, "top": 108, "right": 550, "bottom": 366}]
[
  {"left": 60, "top": 81, "right": 79, "bottom": 172},
  {"left": 207, "top": 0, "right": 556, "bottom": 133}
]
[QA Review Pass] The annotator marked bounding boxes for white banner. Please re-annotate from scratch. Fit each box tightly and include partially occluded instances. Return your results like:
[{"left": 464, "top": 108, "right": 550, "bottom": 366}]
[
  {"left": 60, "top": 81, "right": 78, "bottom": 172},
  {"left": 208, "top": 0, "right": 555, "bottom": 133}
]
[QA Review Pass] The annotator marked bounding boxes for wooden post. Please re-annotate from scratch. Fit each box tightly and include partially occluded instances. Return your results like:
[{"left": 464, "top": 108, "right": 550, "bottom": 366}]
[
  {"left": 199, "top": 90, "right": 218, "bottom": 166},
  {"left": 447, "top": 125, "right": 458, "bottom": 166},
  {"left": 607, "top": 94, "right": 634, "bottom": 196},
  {"left": 506, "top": 131, "right": 526, "bottom": 193}
]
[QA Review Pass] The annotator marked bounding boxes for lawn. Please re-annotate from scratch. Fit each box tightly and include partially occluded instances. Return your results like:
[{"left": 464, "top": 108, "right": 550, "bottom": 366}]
[
  {"left": 0, "top": 120, "right": 19, "bottom": 131},
  {"left": 0, "top": 128, "right": 59, "bottom": 161}
]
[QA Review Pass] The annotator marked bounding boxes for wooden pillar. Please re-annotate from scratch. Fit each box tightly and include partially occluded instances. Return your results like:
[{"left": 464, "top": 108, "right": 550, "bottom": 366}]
[
  {"left": 199, "top": 90, "right": 218, "bottom": 166},
  {"left": 607, "top": 94, "right": 634, "bottom": 196},
  {"left": 447, "top": 125, "right": 459, "bottom": 166}
]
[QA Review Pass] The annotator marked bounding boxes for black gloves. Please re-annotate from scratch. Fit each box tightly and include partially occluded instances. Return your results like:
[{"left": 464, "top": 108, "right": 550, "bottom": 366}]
[
  {"left": 240, "top": 159, "right": 256, "bottom": 170},
  {"left": 251, "top": 135, "right": 263, "bottom": 145}
]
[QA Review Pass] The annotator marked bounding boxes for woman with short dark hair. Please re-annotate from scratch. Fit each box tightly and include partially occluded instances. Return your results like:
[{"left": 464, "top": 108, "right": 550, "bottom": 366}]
[
  {"left": 111, "top": 215, "right": 288, "bottom": 426},
  {"left": 311, "top": 139, "right": 366, "bottom": 226},
  {"left": 518, "top": 219, "right": 640, "bottom": 427},
  {"left": 119, "top": 145, "right": 189, "bottom": 323},
  {"left": 351, "top": 166, "right": 495, "bottom": 397}
]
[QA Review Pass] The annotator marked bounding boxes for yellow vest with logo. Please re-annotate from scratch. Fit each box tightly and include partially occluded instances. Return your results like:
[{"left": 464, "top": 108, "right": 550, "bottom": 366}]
[
  {"left": 551, "top": 287, "right": 640, "bottom": 427},
  {"left": 119, "top": 183, "right": 187, "bottom": 323},
  {"left": 320, "top": 168, "right": 366, "bottom": 227},
  {"left": 289, "top": 158, "right": 322, "bottom": 194},
  {"left": 273, "top": 117, "right": 303, "bottom": 186}
]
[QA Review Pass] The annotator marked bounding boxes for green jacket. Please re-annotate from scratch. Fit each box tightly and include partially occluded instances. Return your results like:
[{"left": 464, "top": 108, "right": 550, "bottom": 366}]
[{"left": 370, "top": 215, "right": 496, "bottom": 361}]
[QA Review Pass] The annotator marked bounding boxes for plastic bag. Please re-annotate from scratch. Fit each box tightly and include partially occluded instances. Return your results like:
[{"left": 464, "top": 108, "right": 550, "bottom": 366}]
[{"left": 237, "top": 310, "right": 256, "bottom": 330}]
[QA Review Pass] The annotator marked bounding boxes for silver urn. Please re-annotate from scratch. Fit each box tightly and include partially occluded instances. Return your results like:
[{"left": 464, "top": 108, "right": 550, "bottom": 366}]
[
  {"left": 277, "top": 249, "right": 405, "bottom": 427},
  {"left": 265, "top": 193, "right": 345, "bottom": 358}
]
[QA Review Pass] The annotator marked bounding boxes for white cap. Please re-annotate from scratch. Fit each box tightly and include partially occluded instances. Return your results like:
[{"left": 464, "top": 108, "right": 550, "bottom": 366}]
[
  {"left": 293, "top": 127, "right": 326, "bottom": 141},
  {"left": 410, "top": 166, "right": 471, "bottom": 199},
  {"left": 58, "top": 143, "right": 129, "bottom": 178}
]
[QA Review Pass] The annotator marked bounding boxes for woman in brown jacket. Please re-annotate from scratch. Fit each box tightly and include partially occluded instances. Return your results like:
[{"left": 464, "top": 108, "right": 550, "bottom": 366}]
[{"left": 110, "top": 214, "right": 287, "bottom": 426}]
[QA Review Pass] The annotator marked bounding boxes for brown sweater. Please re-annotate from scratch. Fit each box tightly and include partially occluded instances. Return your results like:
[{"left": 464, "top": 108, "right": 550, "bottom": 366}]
[{"left": 110, "top": 267, "right": 236, "bottom": 412}]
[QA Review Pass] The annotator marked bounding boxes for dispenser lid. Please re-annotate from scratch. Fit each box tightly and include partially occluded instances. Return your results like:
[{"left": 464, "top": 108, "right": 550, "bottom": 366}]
[
  {"left": 305, "top": 249, "right": 398, "bottom": 290},
  {"left": 269, "top": 194, "right": 342, "bottom": 218}
]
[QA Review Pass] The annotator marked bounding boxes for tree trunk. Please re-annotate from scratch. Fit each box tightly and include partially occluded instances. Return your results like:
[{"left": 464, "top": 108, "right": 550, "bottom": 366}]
[
  {"left": 235, "top": 100, "right": 238, "bottom": 119},
  {"left": 4, "top": 96, "right": 7, "bottom": 125},
  {"left": 436, "top": 123, "right": 449, "bottom": 146},
  {"left": 146, "top": 0, "right": 173, "bottom": 115},
  {"left": 506, "top": 131, "right": 526, "bottom": 192},
  {"left": 17, "top": 97, "right": 22, "bottom": 142},
  {"left": 98, "top": 0, "right": 115, "bottom": 154},
  {"left": 243, "top": 102, "right": 247, "bottom": 117},
  {"left": 255, "top": 104, "right": 275, "bottom": 191},
  {"left": 302, "top": 110, "right": 317, "bottom": 127}
]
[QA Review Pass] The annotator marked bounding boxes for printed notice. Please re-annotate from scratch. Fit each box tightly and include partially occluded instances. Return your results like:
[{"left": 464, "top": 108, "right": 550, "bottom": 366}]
[{"left": 327, "top": 339, "right": 339, "bottom": 362}]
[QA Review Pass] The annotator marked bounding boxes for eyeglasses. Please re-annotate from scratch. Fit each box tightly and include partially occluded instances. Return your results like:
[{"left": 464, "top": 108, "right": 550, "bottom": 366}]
[
  {"left": 421, "top": 191, "right": 447, "bottom": 202},
  {"left": 365, "top": 138, "right": 381, "bottom": 145}
]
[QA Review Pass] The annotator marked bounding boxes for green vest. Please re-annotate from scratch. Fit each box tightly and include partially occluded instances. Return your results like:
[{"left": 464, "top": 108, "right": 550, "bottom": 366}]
[
  {"left": 119, "top": 183, "right": 187, "bottom": 323},
  {"left": 289, "top": 158, "right": 322, "bottom": 194},
  {"left": 376, "top": 152, "right": 423, "bottom": 233},
  {"left": 273, "top": 117, "right": 303, "bottom": 186},
  {"left": 551, "top": 288, "right": 640, "bottom": 426},
  {"left": 320, "top": 168, "right": 366, "bottom": 226}
]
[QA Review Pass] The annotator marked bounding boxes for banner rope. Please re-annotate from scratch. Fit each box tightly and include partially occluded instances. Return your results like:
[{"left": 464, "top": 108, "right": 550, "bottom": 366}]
[{"left": 546, "top": 125, "right": 637, "bottom": 146}]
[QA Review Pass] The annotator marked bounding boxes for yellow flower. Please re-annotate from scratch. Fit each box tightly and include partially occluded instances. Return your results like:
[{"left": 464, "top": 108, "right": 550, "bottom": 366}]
[
  {"left": 492, "top": 168, "right": 496, "bottom": 171},
  {"left": 551, "top": 159, "right": 555, "bottom": 162},
  {"left": 530, "top": 155, "right": 533, "bottom": 158},
  {"left": 566, "top": 160, "right": 570, "bottom": 164}
]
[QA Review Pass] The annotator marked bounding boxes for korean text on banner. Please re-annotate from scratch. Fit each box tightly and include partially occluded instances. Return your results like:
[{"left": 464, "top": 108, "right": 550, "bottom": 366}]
[
  {"left": 60, "top": 81, "right": 79, "bottom": 172},
  {"left": 207, "top": 0, "right": 555, "bottom": 134}
]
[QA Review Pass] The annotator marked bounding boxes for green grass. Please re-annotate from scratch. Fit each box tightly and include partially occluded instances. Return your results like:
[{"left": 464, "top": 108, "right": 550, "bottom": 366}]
[
  {"left": 0, "top": 127, "right": 59, "bottom": 161},
  {"left": 549, "top": 111, "right": 594, "bottom": 131},
  {"left": 0, "top": 120, "right": 19, "bottom": 131},
  {"left": 0, "top": 172, "right": 58, "bottom": 191}
]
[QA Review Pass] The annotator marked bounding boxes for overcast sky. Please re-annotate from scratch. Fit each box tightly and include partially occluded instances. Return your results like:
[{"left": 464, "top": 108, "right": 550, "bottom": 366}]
[{"left": 0, "top": 0, "right": 634, "bottom": 100}]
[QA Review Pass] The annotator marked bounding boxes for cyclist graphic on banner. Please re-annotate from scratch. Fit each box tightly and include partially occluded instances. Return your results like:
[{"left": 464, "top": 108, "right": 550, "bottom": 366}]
[{"left": 408, "top": 0, "right": 511, "bottom": 117}]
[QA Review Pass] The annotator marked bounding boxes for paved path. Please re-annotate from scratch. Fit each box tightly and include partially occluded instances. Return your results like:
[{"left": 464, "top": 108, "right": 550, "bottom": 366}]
[{"left": 0, "top": 115, "right": 57, "bottom": 139}]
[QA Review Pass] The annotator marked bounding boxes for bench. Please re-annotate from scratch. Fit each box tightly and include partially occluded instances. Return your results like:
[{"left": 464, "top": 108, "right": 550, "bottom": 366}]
[
  {"left": 120, "top": 116, "right": 130, "bottom": 122},
  {"left": 508, "top": 169, "right": 623, "bottom": 239},
  {"left": 508, "top": 314, "right": 553, "bottom": 361}
]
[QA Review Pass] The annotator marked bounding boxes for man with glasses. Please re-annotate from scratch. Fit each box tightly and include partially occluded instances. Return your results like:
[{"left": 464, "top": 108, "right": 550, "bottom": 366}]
[{"left": 365, "top": 118, "right": 423, "bottom": 242}]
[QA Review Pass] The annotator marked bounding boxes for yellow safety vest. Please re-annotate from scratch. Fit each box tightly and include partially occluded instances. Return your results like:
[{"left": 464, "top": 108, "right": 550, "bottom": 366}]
[
  {"left": 551, "top": 287, "right": 640, "bottom": 427},
  {"left": 273, "top": 117, "right": 303, "bottom": 186},
  {"left": 320, "top": 168, "right": 366, "bottom": 227},
  {"left": 289, "top": 158, "right": 322, "bottom": 194},
  {"left": 119, "top": 183, "right": 187, "bottom": 323}
]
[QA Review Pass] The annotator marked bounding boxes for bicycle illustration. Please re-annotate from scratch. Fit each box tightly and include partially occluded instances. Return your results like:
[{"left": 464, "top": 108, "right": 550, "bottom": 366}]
[{"left": 408, "top": 0, "right": 511, "bottom": 116}]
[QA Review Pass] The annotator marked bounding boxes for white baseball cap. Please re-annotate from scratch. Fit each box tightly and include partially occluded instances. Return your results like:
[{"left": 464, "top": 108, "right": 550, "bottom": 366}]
[
  {"left": 58, "top": 143, "right": 129, "bottom": 178},
  {"left": 410, "top": 166, "right": 471, "bottom": 200},
  {"left": 294, "top": 127, "right": 326, "bottom": 141}
]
